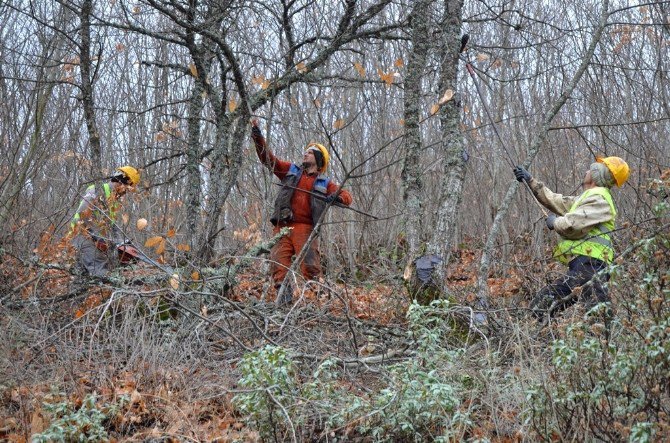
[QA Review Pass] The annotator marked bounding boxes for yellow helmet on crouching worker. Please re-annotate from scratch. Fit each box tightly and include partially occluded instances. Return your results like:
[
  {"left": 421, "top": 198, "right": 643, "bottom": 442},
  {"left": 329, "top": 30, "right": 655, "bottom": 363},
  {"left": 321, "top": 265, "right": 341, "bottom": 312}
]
[
  {"left": 115, "top": 165, "right": 141, "bottom": 187},
  {"left": 596, "top": 156, "right": 629, "bottom": 187},
  {"left": 305, "top": 143, "right": 330, "bottom": 172}
]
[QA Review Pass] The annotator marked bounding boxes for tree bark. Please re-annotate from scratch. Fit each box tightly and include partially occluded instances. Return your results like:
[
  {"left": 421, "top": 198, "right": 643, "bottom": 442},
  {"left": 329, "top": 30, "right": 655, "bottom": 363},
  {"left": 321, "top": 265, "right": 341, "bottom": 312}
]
[
  {"left": 79, "top": 0, "right": 102, "bottom": 180},
  {"left": 426, "top": 0, "right": 466, "bottom": 283},
  {"left": 400, "top": 0, "right": 432, "bottom": 276}
]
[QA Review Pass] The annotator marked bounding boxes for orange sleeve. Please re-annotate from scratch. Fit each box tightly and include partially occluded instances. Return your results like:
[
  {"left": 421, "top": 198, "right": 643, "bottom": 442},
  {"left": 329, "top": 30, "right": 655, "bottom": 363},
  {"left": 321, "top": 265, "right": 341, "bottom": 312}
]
[
  {"left": 251, "top": 129, "right": 291, "bottom": 179},
  {"left": 327, "top": 181, "right": 352, "bottom": 206}
]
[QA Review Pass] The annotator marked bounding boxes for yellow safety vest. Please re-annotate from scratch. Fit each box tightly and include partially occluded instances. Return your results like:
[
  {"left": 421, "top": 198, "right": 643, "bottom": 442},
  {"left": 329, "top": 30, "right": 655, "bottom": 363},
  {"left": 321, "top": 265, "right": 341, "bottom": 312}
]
[
  {"left": 553, "top": 187, "right": 616, "bottom": 264},
  {"left": 70, "top": 183, "right": 118, "bottom": 232}
]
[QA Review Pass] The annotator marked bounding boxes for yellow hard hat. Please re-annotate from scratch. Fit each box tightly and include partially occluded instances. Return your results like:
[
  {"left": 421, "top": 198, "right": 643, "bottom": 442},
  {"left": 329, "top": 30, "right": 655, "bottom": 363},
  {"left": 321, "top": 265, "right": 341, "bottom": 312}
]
[
  {"left": 305, "top": 142, "right": 330, "bottom": 172},
  {"left": 596, "top": 156, "right": 629, "bottom": 187},
  {"left": 115, "top": 165, "right": 141, "bottom": 186}
]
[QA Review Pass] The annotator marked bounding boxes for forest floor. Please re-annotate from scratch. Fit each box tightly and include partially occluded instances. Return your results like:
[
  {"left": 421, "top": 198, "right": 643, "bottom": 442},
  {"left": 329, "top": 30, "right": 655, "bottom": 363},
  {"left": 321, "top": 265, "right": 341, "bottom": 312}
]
[{"left": 0, "top": 246, "right": 542, "bottom": 442}]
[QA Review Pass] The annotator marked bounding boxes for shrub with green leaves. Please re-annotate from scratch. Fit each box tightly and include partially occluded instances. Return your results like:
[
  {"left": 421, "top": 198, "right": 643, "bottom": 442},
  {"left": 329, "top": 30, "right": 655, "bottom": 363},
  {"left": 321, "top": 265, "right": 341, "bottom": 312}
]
[
  {"left": 526, "top": 176, "right": 670, "bottom": 441},
  {"left": 233, "top": 301, "right": 474, "bottom": 442},
  {"left": 33, "top": 392, "right": 126, "bottom": 443},
  {"left": 233, "top": 345, "right": 298, "bottom": 440},
  {"left": 333, "top": 300, "right": 472, "bottom": 442},
  {"left": 233, "top": 345, "right": 343, "bottom": 440}
]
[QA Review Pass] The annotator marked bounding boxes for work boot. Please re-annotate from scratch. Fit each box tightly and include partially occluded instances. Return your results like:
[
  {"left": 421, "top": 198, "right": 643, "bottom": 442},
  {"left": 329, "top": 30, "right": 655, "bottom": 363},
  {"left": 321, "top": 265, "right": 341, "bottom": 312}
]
[{"left": 275, "top": 283, "right": 293, "bottom": 306}]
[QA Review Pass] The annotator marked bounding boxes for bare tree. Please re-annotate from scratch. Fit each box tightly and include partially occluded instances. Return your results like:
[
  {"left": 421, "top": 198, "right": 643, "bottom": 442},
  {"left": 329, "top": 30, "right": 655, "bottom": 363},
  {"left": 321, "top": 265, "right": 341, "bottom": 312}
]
[
  {"left": 426, "top": 0, "right": 466, "bottom": 281},
  {"left": 400, "top": 0, "right": 433, "bottom": 277}
]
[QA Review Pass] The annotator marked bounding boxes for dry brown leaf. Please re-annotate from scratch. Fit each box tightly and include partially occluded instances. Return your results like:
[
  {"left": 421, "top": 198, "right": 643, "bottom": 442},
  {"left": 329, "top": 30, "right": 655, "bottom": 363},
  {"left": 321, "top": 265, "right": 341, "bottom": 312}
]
[
  {"left": 228, "top": 99, "right": 238, "bottom": 112},
  {"left": 189, "top": 63, "right": 198, "bottom": 77},
  {"left": 177, "top": 243, "right": 191, "bottom": 252},
  {"left": 403, "top": 263, "right": 412, "bottom": 281},
  {"left": 353, "top": 62, "right": 366, "bottom": 77},
  {"left": 438, "top": 89, "right": 454, "bottom": 105},
  {"left": 30, "top": 410, "right": 45, "bottom": 435},
  {"left": 155, "top": 240, "right": 166, "bottom": 255},
  {"left": 429, "top": 103, "right": 440, "bottom": 115},
  {"left": 394, "top": 58, "right": 404, "bottom": 67},
  {"left": 296, "top": 62, "right": 307, "bottom": 73},
  {"left": 136, "top": 218, "right": 148, "bottom": 231},
  {"left": 169, "top": 274, "right": 180, "bottom": 290},
  {"left": 333, "top": 119, "right": 345, "bottom": 129},
  {"left": 122, "top": 213, "right": 130, "bottom": 225},
  {"left": 377, "top": 68, "right": 394, "bottom": 86},
  {"left": 191, "top": 271, "right": 200, "bottom": 280},
  {"left": 145, "top": 236, "right": 163, "bottom": 248},
  {"left": 166, "top": 228, "right": 176, "bottom": 238}
]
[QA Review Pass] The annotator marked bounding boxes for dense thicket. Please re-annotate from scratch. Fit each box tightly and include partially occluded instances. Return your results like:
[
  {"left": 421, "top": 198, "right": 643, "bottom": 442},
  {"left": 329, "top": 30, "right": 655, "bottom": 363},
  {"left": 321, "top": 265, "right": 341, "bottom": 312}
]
[{"left": 1, "top": 0, "right": 669, "bottom": 441}]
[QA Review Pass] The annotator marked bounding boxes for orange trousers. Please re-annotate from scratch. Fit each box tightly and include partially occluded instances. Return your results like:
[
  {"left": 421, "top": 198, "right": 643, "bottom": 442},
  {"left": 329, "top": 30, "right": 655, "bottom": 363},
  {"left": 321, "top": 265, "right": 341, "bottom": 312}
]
[{"left": 271, "top": 223, "right": 321, "bottom": 285}]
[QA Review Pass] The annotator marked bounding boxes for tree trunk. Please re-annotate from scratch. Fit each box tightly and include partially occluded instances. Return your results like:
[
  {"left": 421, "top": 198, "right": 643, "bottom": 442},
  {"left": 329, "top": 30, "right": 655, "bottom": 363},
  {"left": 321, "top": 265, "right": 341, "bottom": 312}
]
[
  {"left": 0, "top": 12, "right": 65, "bottom": 230},
  {"left": 426, "top": 0, "right": 466, "bottom": 283},
  {"left": 185, "top": 82, "right": 204, "bottom": 250},
  {"left": 79, "top": 0, "right": 102, "bottom": 180},
  {"left": 197, "top": 113, "right": 249, "bottom": 263},
  {"left": 400, "top": 0, "right": 432, "bottom": 277}
]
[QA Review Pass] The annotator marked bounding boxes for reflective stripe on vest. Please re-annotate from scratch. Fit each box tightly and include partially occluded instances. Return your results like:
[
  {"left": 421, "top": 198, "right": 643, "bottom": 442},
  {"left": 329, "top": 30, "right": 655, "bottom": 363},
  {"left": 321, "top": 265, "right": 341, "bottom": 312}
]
[
  {"left": 553, "top": 187, "right": 616, "bottom": 264},
  {"left": 70, "top": 183, "right": 116, "bottom": 229}
]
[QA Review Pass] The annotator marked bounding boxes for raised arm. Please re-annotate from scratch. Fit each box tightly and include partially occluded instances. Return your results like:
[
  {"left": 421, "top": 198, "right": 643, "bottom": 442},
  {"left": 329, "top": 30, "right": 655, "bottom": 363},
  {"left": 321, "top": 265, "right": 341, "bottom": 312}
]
[{"left": 251, "top": 119, "right": 291, "bottom": 179}]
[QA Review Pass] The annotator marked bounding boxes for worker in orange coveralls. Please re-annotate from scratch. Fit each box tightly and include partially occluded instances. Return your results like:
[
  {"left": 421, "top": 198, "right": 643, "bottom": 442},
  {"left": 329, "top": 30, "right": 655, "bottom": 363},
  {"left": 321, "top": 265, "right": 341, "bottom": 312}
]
[{"left": 251, "top": 119, "right": 353, "bottom": 305}]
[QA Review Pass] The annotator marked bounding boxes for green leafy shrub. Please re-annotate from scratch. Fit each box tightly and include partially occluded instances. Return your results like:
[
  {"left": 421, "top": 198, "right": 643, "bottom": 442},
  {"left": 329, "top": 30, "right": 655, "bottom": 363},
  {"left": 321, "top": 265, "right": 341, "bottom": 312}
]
[
  {"left": 233, "top": 345, "right": 298, "bottom": 440},
  {"left": 233, "top": 301, "right": 474, "bottom": 442},
  {"left": 333, "top": 300, "right": 472, "bottom": 441},
  {"left": 233, "top": 345, "right": 343, "bottom": 440},
  {"left": 526, "top": 175, "right": 670, "bottom": 441},
  {"left": 33, "top": 392, "right": 126, "bottom": 442}
]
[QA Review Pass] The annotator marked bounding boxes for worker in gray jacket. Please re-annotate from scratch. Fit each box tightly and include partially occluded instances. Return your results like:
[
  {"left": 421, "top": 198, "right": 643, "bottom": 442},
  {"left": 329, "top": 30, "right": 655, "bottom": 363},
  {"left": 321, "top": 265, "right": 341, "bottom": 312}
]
[
  {"left": 70, "top": 166, "right": 140, "bottom": 277},
  {"left": 514, "top": 156, "right": 629, "bottom": 319}
]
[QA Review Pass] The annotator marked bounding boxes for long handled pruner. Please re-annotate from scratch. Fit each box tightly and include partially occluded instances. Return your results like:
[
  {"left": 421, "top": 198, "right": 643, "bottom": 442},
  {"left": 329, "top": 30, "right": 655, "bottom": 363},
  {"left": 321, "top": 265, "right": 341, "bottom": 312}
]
[
  {"left": 459, "top": 34, "right": 548, "bottom": 217},
  {"left": 272, "top": 183, "right": 379, "bottom": 220}
]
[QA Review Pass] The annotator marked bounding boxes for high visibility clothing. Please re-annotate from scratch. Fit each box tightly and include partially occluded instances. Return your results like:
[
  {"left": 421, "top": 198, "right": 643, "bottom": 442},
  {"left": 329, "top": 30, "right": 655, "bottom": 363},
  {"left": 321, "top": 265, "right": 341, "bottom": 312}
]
[
  {"left": 529, "top": 179, "right": 615, "bottom": 241},
  {"left": 71, "top": 183, "right": 119, "bottom": 232},
  {"left": 70, "top": 182, "right": 123, "bottom": 277},
  {"left": 553, "top": 187, "right": 616, "bottom": 264},
  {"left": 251, "top": 126, "right": 352, "bottom": 284},
  {"left": 271, "top": 223, "right": 321, "bottom": 284}
]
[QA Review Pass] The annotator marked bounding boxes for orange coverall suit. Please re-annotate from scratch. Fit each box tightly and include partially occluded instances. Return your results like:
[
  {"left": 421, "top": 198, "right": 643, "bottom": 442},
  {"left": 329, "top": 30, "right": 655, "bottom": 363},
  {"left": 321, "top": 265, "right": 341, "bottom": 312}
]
[{"left": 251, "top": 129, "right": 352, "bottom": 286}]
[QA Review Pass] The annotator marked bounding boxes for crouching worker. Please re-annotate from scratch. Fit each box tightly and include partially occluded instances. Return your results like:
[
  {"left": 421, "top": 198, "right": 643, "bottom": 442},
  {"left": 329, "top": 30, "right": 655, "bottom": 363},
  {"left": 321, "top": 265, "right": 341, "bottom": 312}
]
[
  {"left": 70, "top": 166, "right": 140, "bottom": 278},
  {"left": 513, "top": 156, "right": 629, "bottom": 320},
  {"left": 251, "top": 120, "right": 352, "bottom": 305}
]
